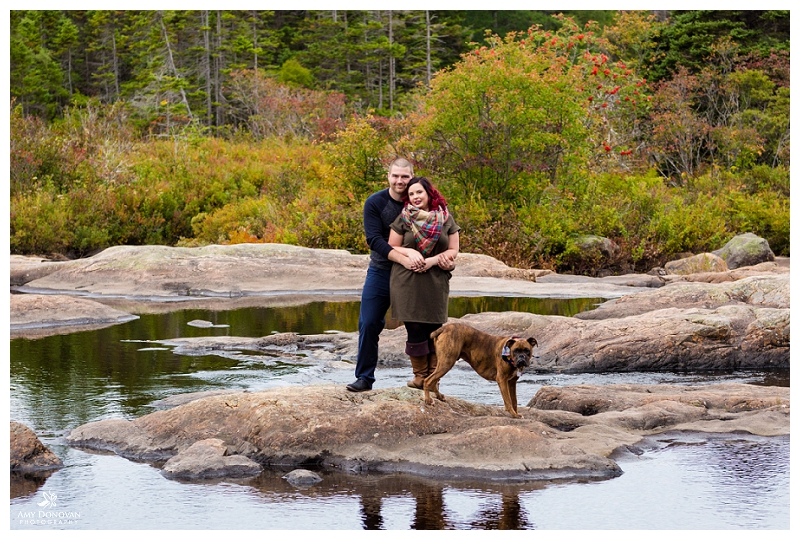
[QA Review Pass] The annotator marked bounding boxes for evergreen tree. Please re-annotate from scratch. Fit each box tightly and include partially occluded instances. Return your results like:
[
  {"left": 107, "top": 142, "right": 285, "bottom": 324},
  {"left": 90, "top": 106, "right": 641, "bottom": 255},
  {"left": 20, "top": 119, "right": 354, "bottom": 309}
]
[{"left": 10, "top": 11, "right": 67, "bottom": 118}]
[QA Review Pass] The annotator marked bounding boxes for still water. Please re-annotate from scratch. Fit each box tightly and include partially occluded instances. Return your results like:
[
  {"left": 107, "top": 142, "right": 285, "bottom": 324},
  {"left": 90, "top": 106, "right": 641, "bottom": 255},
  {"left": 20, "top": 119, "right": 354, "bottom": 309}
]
[{"left": 9, "top": 297, "right": 790, "bottom": 530}]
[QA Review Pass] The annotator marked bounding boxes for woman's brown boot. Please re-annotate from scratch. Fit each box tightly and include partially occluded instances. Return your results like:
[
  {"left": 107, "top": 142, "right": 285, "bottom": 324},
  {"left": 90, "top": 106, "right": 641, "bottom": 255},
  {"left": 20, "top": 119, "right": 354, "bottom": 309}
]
[
  {"left": 405, "top": 340, "right": 430, "bottom": 389},
  {"left": 407, "top": 355, "right": 429, "bottom": 389}
]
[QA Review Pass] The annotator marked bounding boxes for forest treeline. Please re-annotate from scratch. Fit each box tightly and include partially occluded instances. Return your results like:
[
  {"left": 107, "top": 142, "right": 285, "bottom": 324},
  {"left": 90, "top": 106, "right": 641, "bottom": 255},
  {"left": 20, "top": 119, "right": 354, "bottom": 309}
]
[{"left": 10, "top": 10, "right": 790, "bottom": 273}]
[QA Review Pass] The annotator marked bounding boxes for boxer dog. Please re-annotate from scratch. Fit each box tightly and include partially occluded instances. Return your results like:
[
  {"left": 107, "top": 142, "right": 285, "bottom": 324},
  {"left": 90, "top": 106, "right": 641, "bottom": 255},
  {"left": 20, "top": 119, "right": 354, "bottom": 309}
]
[{"left": 425, "top": 322, "right": 538, "bottom": 418}]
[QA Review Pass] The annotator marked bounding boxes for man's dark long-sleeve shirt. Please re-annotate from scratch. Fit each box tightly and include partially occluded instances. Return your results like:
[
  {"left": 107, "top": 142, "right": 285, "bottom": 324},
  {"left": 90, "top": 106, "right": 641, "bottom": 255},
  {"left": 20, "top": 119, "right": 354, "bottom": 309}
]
[{"left": 364, "top": 188, "right": 405, "bottom": 270}]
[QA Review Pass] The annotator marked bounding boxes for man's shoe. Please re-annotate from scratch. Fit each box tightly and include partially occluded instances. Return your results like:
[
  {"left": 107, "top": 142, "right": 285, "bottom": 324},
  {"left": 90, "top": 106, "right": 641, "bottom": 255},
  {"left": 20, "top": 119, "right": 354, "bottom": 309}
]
[{"left": 346, "top": 379, "right": 373, "bottom": 392}]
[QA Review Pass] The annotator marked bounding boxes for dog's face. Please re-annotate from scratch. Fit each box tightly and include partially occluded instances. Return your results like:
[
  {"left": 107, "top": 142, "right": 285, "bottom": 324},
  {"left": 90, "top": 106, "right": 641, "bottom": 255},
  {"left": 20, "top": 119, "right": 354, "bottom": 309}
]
[{"left": 504, "top": 337, "right": 538, "bottom": 369}]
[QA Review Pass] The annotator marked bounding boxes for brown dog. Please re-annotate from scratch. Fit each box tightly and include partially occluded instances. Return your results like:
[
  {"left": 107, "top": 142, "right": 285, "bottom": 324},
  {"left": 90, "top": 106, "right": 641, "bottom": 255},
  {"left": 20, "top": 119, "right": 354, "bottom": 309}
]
[{"left": 425, "top": 323, "right": 538, "bottom": 418}]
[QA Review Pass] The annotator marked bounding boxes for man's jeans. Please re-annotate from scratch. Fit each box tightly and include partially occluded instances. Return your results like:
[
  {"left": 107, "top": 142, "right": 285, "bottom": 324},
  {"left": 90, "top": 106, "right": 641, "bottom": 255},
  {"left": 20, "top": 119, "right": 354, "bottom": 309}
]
[{"left": 354, "top": 265, "right": 392, "bottom": 384}]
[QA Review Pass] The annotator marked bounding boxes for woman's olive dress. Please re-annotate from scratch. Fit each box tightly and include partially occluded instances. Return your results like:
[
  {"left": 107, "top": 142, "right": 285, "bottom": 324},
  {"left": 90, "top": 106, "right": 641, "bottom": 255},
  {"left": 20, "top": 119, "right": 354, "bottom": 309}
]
[{"left": 389, "top": 214, "right": 461, "bottom": 324}]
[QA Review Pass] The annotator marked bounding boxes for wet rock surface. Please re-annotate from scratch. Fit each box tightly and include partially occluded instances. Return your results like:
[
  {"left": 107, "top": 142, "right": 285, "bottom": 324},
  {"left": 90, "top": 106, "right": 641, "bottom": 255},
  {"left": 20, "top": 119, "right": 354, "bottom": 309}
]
[
  {"left": 65, "top": 382, "right": 787, "bottom": 482},
  {"left": 161, "top": 438, "right": 262, "bottom": 479},
  {"left": 9, "top": 293, "right": 140, "bottom": 338},
  {"left": 10, "top": 422, "right": 63, "bottom": 472}
]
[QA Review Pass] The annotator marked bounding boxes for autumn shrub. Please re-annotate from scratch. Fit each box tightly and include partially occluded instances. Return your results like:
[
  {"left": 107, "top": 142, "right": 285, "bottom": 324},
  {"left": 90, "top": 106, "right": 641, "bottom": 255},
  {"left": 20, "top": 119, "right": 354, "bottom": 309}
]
[
  {"left": 321, "top": 113, "right": 415, "bottom": 200},
  {"left": 10, "top": 103, "right": 80, "bottom": 195},
  {"left": 190, "top": 197, "right": 288, "bottom": 244},
  {"left": 10, "top": 190, "right": 73, "bottom": 254},
  {"left": 724, "top": 191, "right": 789, "bottom": 256},
  {"left": 410, "top": 15, "right": 649, "bottom": 209}
]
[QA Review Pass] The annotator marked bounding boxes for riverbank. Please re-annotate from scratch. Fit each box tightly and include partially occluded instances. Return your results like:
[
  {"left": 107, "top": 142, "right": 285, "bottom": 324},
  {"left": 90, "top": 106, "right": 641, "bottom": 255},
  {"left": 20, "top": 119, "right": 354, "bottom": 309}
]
[{"left": 8, "top": 243, "right": 787, "bottom": 335}]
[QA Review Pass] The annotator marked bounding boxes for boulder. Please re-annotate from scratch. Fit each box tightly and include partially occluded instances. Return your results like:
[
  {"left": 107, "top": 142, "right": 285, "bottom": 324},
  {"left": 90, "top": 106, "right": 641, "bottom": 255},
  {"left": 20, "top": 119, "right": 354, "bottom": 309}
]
[
  {"left": 713, "top": 233, "right": 775, "bottom": 269},
  {"left": 283, "top": 469, "right": 323, "bottom": 486},
  {"left": 664, "top": 253, "right": 728, "bottom": 275},
  {"left": 64, "top": 383, "right": 787, "bottom": 483},
  {"left": 161, "top": 438, "right": 262, "bottom": 479},
  {"left": 575, "top": 235, "right": 618, "bottom": 258},
  {"left": 10, "top": 422, "right": 63, "bottom": 471}
]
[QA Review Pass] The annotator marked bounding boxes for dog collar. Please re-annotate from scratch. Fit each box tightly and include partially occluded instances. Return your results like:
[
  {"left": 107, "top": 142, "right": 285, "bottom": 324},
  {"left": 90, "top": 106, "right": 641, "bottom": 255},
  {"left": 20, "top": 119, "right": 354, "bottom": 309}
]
[{"left": 501, "top": 337, "right": 521, "bottom": 365}]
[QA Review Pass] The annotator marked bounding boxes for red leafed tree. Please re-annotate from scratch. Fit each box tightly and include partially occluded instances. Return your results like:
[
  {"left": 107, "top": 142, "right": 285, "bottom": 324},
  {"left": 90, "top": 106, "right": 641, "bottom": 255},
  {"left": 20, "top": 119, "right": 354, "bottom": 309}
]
[
  {"left": 409, "top": 15, "right": 650, "bottom": 203},
  {"left": 226, "top": 70, "right": 346, "bottom": 141}
]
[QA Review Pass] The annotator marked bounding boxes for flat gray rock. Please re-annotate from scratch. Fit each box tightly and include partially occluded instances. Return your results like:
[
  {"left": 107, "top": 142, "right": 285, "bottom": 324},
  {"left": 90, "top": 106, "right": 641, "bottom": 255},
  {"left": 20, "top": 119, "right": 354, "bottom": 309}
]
[{"left": 65, "top": 383, "right": 788, "bottom": 483}]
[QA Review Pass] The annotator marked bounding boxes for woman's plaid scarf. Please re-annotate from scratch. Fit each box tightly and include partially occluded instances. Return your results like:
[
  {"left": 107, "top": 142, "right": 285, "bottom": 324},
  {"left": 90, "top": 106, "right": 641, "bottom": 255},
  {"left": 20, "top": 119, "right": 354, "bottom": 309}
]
[{"left": 401, "top": 204, "right": 449, "bottom": 256}]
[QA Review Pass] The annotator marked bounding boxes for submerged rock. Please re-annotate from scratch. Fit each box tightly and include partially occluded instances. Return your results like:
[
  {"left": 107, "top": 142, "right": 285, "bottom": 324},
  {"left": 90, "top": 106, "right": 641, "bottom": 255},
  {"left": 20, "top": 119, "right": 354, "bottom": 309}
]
[{"left": 283, "top": 469, "right": 323, "bottom": 486}]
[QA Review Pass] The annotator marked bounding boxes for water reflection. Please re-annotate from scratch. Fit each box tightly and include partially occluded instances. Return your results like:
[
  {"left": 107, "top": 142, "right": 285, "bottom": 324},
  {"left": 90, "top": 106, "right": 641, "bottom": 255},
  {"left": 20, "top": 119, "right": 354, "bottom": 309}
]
[
  {"left": 10, "top": 471, "right": 55, "bottom": 500},
  {"left": 235, "top": 469, "right": 548, "bottom": 529}
]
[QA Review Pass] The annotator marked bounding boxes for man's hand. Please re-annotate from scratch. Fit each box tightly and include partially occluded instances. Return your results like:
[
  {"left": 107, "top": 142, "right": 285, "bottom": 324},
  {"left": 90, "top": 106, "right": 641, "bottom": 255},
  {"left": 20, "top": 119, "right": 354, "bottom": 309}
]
[{"left": 406, "top": 250, "right": 426, "bottom": 272}]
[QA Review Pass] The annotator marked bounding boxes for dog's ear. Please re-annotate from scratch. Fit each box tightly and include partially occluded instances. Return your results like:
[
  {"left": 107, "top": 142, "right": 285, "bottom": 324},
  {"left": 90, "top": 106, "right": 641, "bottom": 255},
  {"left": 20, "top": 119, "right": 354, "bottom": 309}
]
[
  {"left": 527, "top": 337, "right": 538, "bottom": 348},
  {"left": 504, "top": 338, "right": 516, "bottom": 350}
]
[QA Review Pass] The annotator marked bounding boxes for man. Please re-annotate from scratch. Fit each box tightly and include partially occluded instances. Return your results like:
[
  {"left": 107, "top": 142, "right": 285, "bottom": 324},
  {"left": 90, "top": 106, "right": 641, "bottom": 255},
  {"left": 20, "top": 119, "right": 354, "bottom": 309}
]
[{"left": 347, "top": 158, "right": 450, "bottom": 392}]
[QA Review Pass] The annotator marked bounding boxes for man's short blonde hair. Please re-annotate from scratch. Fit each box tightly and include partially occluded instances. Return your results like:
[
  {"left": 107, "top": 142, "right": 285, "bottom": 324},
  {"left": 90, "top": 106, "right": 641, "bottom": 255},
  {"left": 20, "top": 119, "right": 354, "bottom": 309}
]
[{"left": 388, "top": 158, "right": 414, "bottom": 176}]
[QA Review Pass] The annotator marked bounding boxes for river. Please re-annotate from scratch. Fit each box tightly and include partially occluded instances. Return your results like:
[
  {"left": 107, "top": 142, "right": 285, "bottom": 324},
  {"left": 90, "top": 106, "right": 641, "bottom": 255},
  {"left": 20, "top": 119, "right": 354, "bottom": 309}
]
[{"left": 9, "top": 297, "right": 790, "bottom": 530}]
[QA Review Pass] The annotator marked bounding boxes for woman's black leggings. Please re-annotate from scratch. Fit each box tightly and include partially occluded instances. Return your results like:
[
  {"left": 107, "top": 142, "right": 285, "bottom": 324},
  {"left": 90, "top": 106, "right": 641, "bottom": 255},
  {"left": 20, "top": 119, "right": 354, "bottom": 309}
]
[{"left": 404, "top": 321, "right": 442, "bottom": 345}]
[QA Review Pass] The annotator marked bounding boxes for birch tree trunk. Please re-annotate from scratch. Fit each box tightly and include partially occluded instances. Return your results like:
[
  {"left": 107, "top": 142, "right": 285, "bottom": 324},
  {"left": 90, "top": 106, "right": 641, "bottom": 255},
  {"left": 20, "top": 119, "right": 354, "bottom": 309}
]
[
  {"left": 425, "top": 10, "right": 432, "bottom": 87},
  {"left": 388, "top": 10, "right": 394, "bottom": 111},
  {"left": 158, "top": 11, "right": 193, "bottom": 119}
]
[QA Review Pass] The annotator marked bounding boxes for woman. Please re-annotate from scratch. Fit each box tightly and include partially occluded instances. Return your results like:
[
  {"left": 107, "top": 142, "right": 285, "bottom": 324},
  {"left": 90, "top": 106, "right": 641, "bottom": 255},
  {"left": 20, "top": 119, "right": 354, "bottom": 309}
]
[{"left": 388, "top": 177, "right": 460, "bottom": 389}]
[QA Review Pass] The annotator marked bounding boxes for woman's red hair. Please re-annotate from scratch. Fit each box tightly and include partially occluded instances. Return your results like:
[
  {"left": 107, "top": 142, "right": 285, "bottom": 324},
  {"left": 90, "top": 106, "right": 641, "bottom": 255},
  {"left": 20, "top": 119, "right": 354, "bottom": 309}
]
[{"left": 403, "top": 177, "right": 448, "bottom": 211}]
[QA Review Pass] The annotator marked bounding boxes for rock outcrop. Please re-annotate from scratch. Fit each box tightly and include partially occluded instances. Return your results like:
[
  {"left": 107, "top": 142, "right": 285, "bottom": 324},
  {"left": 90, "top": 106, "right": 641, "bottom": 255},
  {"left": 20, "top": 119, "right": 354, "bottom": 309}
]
[
  {"left": 10, "top": 422, "right": 63, "bottom": 471},
  {"left": 660, "top": 260, "right": 788, "bottom": 284},
  {"left": 527, "top": 383, "right": 789, "bottom": 438},
  {"left": 10, "top": 244, "right": 652, "bottom": 306},
  {"left": 65, "top": 383, "right": 787, "bottom": 482},
  {"left": 9, "top": 294, "right": 139, "bottom": 338},
  {"left": 67, "top": 385, "right": 623, "bottom": 481},
  {"left": 574, "top": 274, "right": 788, "bottom": 318}
]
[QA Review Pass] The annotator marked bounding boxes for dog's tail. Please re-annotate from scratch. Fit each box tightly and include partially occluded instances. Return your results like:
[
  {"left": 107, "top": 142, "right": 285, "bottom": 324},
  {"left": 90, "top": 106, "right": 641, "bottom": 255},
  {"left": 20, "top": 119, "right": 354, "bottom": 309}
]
[{"left": 430, "top": 326, "right": 447, "bottom": 340}]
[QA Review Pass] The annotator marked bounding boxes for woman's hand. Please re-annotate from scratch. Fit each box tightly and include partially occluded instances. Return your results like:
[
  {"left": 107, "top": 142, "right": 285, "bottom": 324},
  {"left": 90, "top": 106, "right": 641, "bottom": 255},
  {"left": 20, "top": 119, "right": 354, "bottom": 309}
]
[{"left": 437, "top": 252, "right": 455, "bottom": 270}]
